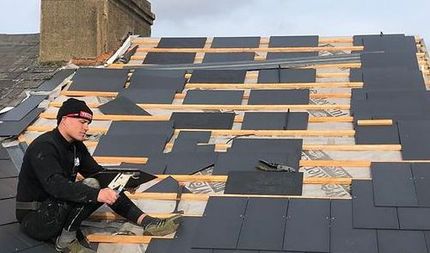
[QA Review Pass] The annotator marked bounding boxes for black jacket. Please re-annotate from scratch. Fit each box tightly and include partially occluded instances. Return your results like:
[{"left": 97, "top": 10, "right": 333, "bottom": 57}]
[{"left": 17, "top": 128, "right": 103, "bottom": 203}]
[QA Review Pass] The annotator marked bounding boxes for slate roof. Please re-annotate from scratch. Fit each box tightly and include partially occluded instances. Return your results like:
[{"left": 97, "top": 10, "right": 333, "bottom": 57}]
[
  {"left": 0, "top": 34, "right": 59, "bottom": 109},
  {"left": 1, "top": 33, "right": 430, "bottom": 253},
  {"left": 0, "top": 33, "right": 60, "bottom": 252}
]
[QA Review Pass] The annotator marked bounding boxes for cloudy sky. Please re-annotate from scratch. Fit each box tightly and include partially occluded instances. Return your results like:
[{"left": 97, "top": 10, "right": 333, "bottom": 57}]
[{"left": 0, "top": 0, "right": 429, "bottom": 43}]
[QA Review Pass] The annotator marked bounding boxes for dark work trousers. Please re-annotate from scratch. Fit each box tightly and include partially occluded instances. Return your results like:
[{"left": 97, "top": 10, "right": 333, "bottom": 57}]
[{"left": 17, "top": 175, "right": 144, "bottom": 241}]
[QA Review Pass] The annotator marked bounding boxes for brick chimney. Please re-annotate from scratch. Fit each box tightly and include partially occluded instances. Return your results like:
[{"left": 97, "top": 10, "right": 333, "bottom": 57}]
[{"left": 39, "top": 0, "right": 155, "bottom": 63}]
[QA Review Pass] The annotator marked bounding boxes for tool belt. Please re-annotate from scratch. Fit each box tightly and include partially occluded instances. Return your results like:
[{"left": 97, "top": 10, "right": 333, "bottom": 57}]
[
  {"left": 16, "top": 201, "right": 42, "bottom": 211},
  {"left": 18, "top": 199, "right": 71, "bottom": 241}
]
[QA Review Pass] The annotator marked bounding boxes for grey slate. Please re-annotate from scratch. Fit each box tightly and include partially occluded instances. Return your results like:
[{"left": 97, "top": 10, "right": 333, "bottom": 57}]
[
  {"left": 224, "top": 171, "right": 303, "bottom": 195},
  {"left": 0, "top": 95, "right": 46, "bottom": 121},
  {"left": 284, "top": 199, "right": 330, "bottom": 252},
  {"left": 353, "top": 34, "right": 406, "bottom": 46},
  {"left": 36, "top": 69, "right": 75, "bottom": 91},
  {"left": 93, "top": 134, "right": 169, "bottom": 157},
  {"left": 352, "top": 100, "right": 430, "bottom": 121},
  {"left": 171, "top": 140, "right": 215, "bottom": 153},
  {"left": 361, "top": 52, "right": 419, "bottom": 70},
  {"left": 166, "top": 217, "right": 201, "bottom": 253},
  {"left": 145, "top": 238, "right": 171, "bottom": 253},
  {"left": 362, "top": 35, "right": 417, "bottom": 53},
  {"left": 0, "top": 178, "right": 17, "bottom": 199},
  {"left": 257, "top": 69, "right": 316, "bottom": 83},
  {"left": 355, "top": 90, "right": 430, "bottom": 107},
  {"left": 106, "top": 121, "right": 174, "bottom": 138},
  {"left": 285, "top": 112, "right": 309, "bottom": 130},
  {"left": 330, "top": 200, "right": 378, "bottom": 253},
  {"left": 213, "top": 152, "right": 299, "bottom": 175},
  {"left": 377, "top": 230, "right": 427, "bottom": 253},
  {"left": 371, "top": 162, "right": 418, "bottom": 207},
  {"left": 189, "top": 70, "right": 247, "bottom": 83},
  {"left": 98, "top": 96, "right": 150, "bottom": 115},
  {"left": 398, "top": 120, "right": 430, "bottom": 160},
  {"left": 183, "top": 90, "right": 244, "bottom": 105},
  {"left": 146, "top": 217, "right": 201, "bottom": 253},
  {"left": 175, "top": 131, "right": 211, "bottom": 144},
  {"left": 354, "top": 125, "right": 400, "bottom": 144},
  {"left": 0, "top": 159, "right": 18, "bottom": 178},
  {"left": 268, "top": 36, "right": 319, "bottom": 47},
  {"left": 0, "top": 146, "right": 9, "bottom": 159},
  {"left": 358, "top": 68, "right": 425, "bottom": 91},
  {"left": 0, "top": 198, "right": 17, "bottom": 225},
  {"left": 351, "top": 90, "right": 430, "bottom": 121},
  {"left": 0, "top": 223, "right": 45, "bottom": 252},
  {"left": 412, "top": 163, "right": 430, "bottom": 206},
  {"left": 69, "top": 68, "right": 128, "bottom": 92},
  {"left": 145, "top": 176, "right": 191, "bottom": 194},
  {"left": 157, "top": 37, "right": 207, "bottom": 48},
  {"left": 398, "top": 207, "right": 430, "bottom": 230},
  {"left": 242, "top": 112, "right": 308, "bottom": 130},
  {"left": 123, "top": 155, "right": 167, "bottom": 175},
  {"left": 143, "top": 52, "right": 196, "bottom": 64},
  {"left": 351, "top": 180, "right": 399, "bottom": 229},
  {"left": 119, "top": 88, "right": 176, "bottom": 104},
  {"left": 237, "top": 198, "right": 288, "bottom": 251},
  {"left": 172, "top": 131, "right": 212, "bottom": 153},
  {"left": 192, "top": 197, "right": 248, "bottom": 249},
  {"left": 0, "top": 108, "right": 43, "bottom": 137},
  {"left": 19, "top": 243, "right": 57, "bottom": 253},
  {"left": 129, "top": 69, "right": 186, "bottom": 92},
  {"left": 349, "top": 69, "right": 363, "bottom": 82},
  {"left": 171, "top": 112, "right": 235, "bottom": 129},
  {"left": 165, "top": 152, "right": 217, "bottom": 175},
  {"left": 230, "top": 138, "right": 303, "bottom": 154},
  {"left": 361, "top": 68, "right": 424, "bottom": 84},
  {"left": 211, "top": 37, "right": 260, "bottom": 48},
  {"left": 424, "top": 231, "right": 430, "bottom": 251},
  {"left": 248, "top": 89, "right": 309, "bottom": 105}
]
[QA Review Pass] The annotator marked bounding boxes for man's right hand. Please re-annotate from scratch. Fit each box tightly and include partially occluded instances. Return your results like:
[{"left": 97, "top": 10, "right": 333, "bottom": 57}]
[{"left": 97, "top": 188, "right": 118, "bottom": 205}]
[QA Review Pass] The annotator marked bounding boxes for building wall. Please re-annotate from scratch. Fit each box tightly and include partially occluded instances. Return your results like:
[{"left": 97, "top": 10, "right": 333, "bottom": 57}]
[{"left": 40, "top": 0, "right": 154, "bottom": 63}]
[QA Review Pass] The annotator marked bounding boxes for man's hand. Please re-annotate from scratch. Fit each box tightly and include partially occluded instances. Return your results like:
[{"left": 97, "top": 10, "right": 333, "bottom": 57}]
[{"left": 97, "top": 188, "right": 118, "bottom": 205}]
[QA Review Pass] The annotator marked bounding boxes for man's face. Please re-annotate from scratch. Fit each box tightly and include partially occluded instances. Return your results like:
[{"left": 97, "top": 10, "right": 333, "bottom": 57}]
[{"left": 62, "top": 116, "right": 90, "bottom": 141}]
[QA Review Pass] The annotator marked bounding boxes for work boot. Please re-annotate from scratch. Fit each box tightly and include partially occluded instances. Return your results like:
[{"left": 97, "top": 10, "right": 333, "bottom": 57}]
[
  {"left": 55, "top": 239, "right": 96, "bottom": 253},
  {"left": 141, "top": 214, "right": 182, "bottom": 236}
]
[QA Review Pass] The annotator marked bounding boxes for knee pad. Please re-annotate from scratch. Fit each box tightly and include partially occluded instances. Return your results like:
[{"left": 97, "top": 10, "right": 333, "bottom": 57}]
[{"left": 82, "top": 178, "right": 100, "bottom": 189}]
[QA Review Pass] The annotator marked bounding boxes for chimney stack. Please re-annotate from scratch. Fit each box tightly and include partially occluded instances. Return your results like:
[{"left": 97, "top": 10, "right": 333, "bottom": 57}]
[{"left": 39, "top": 0, "right": 155, "bottom": 63}]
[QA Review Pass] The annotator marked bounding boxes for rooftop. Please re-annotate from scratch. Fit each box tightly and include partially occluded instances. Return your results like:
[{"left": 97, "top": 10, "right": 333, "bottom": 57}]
[{"left": 1, "top": 33, "right": 430, "bottom": 252}]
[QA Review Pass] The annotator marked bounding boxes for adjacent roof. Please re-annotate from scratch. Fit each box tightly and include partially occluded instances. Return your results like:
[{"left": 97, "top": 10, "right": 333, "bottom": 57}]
[
  {"left": 0, "top": 34, "right": 59, "bottom": 109},
  {"left": 0, "top": 33, "right": 61, "bottom": 252}
]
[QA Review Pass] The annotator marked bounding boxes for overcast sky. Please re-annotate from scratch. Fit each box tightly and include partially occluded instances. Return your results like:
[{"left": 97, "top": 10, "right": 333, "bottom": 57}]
[{"left": 0, "top": 0, "right": 429, "bottom": 43}]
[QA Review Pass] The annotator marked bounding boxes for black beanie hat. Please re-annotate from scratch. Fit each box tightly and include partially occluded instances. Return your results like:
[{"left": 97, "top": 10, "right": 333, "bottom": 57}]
[{"left": 57, "top": 98, "right": 93, "bottom": 125}]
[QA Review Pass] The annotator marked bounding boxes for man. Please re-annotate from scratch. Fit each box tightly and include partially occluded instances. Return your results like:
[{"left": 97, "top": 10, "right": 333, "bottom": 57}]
[{"left": 16, "top": 98, "right": 181, "bottom": 253}]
